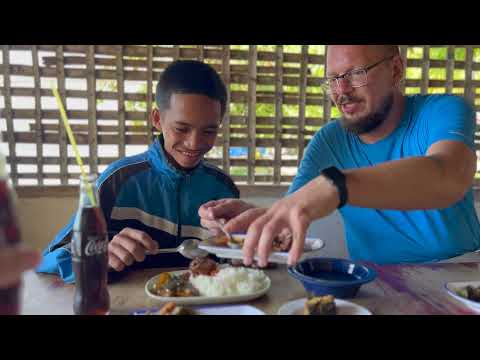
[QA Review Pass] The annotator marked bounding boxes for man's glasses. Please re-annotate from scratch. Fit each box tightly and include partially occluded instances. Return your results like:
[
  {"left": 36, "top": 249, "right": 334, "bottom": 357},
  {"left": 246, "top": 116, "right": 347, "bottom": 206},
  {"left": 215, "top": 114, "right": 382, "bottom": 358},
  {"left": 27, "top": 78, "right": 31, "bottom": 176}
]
[{"left": 321, "top": 56, "right": 395, "bottom": 95}]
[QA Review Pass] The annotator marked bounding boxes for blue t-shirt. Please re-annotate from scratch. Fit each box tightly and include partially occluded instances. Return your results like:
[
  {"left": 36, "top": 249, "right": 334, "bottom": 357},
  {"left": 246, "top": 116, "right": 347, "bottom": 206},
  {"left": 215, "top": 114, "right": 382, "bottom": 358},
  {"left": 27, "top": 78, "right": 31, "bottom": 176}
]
[{"left": 288, "top": 94, "right": 480, "bottom": 264}]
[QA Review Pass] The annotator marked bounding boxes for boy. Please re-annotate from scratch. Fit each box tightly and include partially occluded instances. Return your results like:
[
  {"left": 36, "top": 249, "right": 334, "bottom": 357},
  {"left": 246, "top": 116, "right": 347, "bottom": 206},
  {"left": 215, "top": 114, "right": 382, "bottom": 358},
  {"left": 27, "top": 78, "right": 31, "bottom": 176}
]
[{"left": 37, "top": 60, "right": 239, "bottom": 283}]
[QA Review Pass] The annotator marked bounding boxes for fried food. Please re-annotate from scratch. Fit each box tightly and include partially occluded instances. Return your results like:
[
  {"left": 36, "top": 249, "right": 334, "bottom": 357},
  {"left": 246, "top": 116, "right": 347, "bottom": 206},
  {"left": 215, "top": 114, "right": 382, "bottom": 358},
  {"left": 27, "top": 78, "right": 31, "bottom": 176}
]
[{"left": 304, "top": 295, "right": 337, "bottom": 315}]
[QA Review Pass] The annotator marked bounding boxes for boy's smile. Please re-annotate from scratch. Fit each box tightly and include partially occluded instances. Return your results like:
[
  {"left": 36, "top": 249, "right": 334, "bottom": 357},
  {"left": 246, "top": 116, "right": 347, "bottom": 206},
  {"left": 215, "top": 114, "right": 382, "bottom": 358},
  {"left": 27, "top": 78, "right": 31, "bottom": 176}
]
[{"left": 152, "top": 93, "right": 222, "bottom": 170}]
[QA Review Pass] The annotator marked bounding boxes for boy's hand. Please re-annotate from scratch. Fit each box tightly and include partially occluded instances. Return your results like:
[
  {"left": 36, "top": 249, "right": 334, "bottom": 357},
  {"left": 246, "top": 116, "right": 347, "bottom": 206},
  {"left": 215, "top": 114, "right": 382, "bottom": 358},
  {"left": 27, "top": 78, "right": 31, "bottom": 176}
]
[
  {"left": 198, "top": 199, "right": 261, "bottom": 235},
  {"left": 108, "top": 228, "right": 158, "bottom": 272}
]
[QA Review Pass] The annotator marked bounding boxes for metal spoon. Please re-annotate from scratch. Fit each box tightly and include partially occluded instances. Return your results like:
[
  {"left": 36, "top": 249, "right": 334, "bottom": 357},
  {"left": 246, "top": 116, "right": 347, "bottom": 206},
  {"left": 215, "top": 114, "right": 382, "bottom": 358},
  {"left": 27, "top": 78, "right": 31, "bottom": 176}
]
[{"left": 145, "top": 239, "right": 208, "bottom": 259}]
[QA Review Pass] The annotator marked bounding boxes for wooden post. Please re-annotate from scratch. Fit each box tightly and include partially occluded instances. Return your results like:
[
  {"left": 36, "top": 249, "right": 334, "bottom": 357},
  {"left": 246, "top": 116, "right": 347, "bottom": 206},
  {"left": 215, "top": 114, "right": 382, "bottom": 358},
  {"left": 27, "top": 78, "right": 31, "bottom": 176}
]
[
  {"left": 445, "top": 45, "right": 455, "bottom": 94},
  {"left": 198, "top": 45, "right": 204, "bottom": 62},
  {"left": 146, "top": 45, "right": 154, "bottom": 142},
  {"left": 1, "top": 45, "right": 17, "bottom": 185},
  {"left": 247, "top": 45, "right": 257, "bottom": 185},
  {"left": 116, "top": 45, "right": 126, "bottom": 158},
  {"left": 274, "top": 45, "right": 284, "bottom": 184},
  {"left": 399, "top": 45, "right": 408, "bottom": 94},
  {"left": 298, "top": 45, "right": 308, "bottom": 165},
  {"left": 221, "top": 45, "right": 231, "bottom": 175},
  {"left": 465, "top": 46, "right": 474, "bottom": 103},
  {"left": 56, "top": 45, "right": 68, "bottom": 185},
  {"left": 421, "top": 45, "right": 430, "bottom": 95},
  {"left": 86, "top": 45, "right": 98, "bottom": 175},
  {"left": 32, "top": 45, "right": 43, "bottom": 185}
]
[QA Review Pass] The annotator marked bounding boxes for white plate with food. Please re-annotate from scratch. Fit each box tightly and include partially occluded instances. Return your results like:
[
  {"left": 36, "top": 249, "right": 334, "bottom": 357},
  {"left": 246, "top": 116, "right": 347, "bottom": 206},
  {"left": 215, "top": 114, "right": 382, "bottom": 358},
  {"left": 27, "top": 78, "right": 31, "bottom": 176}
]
[
  {"left": 277, "top": 296, "right": 372, "bottom": 315},
  {"left": 145, "top": 258, "right": 271, "bottom": 306},
  {"left": 199, "top": 234, "right": 325, "bottom": 264},
  {"left": 444, "top": 281, "right": 480, "bottom": 313}
]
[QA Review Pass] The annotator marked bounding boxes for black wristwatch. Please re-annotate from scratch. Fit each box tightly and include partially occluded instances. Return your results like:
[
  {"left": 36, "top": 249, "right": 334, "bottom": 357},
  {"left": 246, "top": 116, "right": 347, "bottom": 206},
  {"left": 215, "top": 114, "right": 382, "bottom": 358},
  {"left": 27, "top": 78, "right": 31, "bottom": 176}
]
[{"left": 321, "top": 166, "right": 348, "bottom": 209}]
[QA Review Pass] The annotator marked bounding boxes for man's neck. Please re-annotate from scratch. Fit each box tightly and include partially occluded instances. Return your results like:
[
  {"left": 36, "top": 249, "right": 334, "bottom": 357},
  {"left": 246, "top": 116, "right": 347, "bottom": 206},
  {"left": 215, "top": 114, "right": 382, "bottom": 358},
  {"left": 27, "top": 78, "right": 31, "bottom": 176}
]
[{"left": 358, "top": 93, "right": 406, "bottom": 144}]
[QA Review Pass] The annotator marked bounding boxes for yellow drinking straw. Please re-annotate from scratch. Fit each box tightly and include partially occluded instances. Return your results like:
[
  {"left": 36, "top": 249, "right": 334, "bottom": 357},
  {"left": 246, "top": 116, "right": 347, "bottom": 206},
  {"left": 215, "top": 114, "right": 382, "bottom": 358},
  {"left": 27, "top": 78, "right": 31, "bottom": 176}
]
[{"left": 51, "top": 86, "right": 97, "bottom": 207}]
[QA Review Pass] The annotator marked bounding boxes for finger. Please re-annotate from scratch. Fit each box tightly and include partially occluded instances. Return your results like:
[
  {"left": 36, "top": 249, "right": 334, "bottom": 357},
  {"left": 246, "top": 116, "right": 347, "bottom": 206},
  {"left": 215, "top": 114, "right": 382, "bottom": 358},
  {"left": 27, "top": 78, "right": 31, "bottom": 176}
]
[
  {"left": 0, "top": 248, "right": 42, "bottom": 287},
  {"left": 208, "top": 199, "right": 252, "bottom": 221},
  {"left": 198, "top": 200, "right": 227, "bottom": 219},
  {"left": 243, "top": 214, "right": 270, "bottom": 266},
  {"left": 224, "top": 207, "right": 267, "bottom": 234},
  {"left": 115, "top": 236, "right": 146, "bottom": 262},
  {"left": 108, "top": 252, "right": 125, "bottom": 272},
  {"left": 118, "top": 228, "right": 157, "bottom": 252},
  {"left": 257, "top": 217, "right": 284, "bottom": 268},
  {"left": 288, "top": 214, "right": 308, "bottom": 266},
  {"left": 200, "top": 218, "right": 223, "bottom": 234},
  {"left": 108, "top": 241, "right": 135, "bottom": 267}
]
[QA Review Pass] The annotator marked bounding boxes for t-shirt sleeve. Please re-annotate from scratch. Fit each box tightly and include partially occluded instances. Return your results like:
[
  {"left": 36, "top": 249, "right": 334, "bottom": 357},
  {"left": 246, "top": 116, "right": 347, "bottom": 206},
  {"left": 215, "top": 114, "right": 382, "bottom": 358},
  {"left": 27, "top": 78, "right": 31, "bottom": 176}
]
[
  {"left": 426, "top": 95, "right": 476, "bottom": 151},
  {"left": 287, "top": 128, "right": 336, "bottom": 195}
]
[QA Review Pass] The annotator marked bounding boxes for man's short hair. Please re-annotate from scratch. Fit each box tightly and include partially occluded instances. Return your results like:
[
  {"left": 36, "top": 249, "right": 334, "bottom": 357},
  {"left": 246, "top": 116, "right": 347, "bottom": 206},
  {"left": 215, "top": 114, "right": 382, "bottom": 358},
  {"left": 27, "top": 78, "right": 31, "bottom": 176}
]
[{"left": 155, "top": 60, "right": 227, "bottom": 117}]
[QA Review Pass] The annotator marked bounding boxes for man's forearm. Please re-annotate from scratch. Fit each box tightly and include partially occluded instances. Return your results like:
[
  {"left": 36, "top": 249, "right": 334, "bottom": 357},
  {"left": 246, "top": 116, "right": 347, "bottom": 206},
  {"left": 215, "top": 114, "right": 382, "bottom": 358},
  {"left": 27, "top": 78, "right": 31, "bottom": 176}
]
[{"left": 344, "top": 156, "right": 471, "bottom": 210}]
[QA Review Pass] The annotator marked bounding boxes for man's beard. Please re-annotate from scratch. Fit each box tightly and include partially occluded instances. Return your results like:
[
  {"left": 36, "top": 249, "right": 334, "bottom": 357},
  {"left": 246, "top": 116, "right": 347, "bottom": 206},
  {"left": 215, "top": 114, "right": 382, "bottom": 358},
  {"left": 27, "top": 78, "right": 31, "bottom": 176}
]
[{"left": 339, "top": 93, "right": 394, "bottom": 135}]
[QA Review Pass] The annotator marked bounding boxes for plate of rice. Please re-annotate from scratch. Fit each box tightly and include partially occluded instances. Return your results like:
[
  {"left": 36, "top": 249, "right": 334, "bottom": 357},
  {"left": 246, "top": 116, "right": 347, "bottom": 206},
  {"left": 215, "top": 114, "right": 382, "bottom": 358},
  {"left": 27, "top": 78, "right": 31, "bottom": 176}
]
[{"left": 145, "top": 266, "right": 271, "bottom": 305}]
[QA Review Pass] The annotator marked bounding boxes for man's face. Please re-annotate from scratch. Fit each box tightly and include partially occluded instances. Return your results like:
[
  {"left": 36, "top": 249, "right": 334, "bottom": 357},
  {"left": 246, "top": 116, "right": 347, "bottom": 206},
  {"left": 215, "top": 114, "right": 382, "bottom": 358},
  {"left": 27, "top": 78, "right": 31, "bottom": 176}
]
[
  {"left": 326, "top": 46, "right": 399, "bottom": 134},
  {"left": 153, "top": 93, "right": 222, "bottom": 170}
]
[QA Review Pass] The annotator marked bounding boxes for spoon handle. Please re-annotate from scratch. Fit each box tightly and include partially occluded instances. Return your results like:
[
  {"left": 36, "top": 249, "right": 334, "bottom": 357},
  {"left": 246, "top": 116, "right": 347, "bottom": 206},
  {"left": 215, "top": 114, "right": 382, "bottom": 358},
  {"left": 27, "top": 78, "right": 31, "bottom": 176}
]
[{"left": 145, "top": 248, "right": 178, "bottom": 256}]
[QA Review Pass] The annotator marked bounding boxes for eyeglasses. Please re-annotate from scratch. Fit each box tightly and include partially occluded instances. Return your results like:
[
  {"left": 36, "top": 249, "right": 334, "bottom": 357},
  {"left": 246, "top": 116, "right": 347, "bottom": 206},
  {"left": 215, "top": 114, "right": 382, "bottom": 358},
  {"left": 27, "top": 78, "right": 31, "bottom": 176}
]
[{"left": 321, "top": 56, "right": 394, "bottom": 94}]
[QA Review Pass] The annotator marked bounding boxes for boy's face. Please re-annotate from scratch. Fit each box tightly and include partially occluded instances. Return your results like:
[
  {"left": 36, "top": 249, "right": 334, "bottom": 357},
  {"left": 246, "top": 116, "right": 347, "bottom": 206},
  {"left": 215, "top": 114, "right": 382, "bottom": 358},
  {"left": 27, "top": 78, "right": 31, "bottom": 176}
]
[{"left": 152, "top": 93, "right": 222, "bottom": 170}]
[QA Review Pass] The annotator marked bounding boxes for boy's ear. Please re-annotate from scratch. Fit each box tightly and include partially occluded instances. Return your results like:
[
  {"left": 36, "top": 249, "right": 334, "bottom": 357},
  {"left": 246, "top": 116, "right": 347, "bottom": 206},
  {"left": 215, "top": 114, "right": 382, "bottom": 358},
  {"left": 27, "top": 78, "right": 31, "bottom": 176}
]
[{"left": 151, "top": 108, "right": 162, "bottom": 131}]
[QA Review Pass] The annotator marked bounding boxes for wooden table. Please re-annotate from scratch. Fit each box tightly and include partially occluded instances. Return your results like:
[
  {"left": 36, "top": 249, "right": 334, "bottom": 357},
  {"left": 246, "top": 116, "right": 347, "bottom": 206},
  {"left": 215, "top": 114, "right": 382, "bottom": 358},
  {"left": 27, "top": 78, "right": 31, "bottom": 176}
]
[{"left": 20, "top": 262, "right": 480, "bottom": 315}]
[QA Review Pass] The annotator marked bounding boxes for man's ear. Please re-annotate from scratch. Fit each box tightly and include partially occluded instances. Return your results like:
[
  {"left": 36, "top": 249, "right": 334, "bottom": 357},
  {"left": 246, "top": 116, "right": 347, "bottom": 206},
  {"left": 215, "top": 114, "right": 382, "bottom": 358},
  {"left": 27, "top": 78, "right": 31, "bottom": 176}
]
[{"left": 151, "top": 108, "right": 162, "bottom": 132}]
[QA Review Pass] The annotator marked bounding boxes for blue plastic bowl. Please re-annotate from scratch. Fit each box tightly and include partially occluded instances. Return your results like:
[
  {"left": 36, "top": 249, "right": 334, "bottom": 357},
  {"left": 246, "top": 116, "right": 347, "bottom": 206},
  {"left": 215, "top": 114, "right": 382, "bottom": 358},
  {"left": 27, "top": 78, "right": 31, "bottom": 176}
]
[{"left": 288, "top": 257, "right": 377, "bottom": 299}]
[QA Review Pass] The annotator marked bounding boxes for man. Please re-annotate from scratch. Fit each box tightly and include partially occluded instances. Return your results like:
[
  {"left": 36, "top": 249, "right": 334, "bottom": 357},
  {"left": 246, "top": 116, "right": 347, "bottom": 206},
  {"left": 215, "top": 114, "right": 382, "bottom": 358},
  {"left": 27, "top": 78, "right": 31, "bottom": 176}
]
[
  {"left": 199, "top": 45, "right": 480, "bottom": 267},
  {"left": 38, "top": 60, "right": 239, "bottom": 283}
]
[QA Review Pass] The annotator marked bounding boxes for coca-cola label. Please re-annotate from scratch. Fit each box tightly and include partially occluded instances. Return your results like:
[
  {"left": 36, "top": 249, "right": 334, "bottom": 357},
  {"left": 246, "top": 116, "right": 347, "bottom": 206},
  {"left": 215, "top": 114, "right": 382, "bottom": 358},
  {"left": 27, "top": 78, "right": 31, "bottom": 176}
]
[
  {"left": 73, "top": 234, "right": 108, "bottom": 257},
  {"left": 85, "top": 236, "right": 108, "bottom": 256}
]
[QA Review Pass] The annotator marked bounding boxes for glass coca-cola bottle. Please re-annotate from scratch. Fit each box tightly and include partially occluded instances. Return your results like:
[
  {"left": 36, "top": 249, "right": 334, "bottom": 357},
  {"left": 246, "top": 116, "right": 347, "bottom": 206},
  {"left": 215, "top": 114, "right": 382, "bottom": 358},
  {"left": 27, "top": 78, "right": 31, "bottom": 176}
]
[{"left": 71, "top": 174, "right": 110, "bottom": 315}]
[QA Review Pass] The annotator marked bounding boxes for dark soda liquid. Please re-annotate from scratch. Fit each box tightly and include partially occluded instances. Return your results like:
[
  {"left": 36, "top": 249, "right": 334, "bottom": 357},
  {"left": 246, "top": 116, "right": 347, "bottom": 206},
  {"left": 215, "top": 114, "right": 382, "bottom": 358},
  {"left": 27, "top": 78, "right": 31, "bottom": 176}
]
[
  {"left": 0, "top": 179, "right": 21, "bottom": 315},
  {"left": 72, "top": 206, "right": 110, "bottom": 315}
]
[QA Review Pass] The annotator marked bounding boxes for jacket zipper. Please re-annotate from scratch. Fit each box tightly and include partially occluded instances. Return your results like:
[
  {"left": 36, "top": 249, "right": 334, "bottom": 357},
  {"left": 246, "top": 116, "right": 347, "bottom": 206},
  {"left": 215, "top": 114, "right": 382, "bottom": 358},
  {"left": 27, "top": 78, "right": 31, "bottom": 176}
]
[{"left": 176, "top": 178, "right": 182, "bottom": 241}]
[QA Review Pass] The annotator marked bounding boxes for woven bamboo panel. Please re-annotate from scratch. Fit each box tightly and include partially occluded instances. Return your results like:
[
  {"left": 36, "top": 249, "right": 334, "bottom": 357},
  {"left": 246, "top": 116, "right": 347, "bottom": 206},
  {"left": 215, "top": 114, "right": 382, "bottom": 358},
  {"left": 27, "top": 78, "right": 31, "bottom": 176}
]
[{"left": 0, "top": 45, "right": 479, "bottom": 188}]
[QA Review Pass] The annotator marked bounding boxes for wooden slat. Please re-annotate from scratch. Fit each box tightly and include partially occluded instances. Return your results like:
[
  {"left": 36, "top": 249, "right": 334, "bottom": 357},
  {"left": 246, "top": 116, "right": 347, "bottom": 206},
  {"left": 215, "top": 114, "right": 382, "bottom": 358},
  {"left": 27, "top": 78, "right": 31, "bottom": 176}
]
[
  {"left": 116, "top": 45, "right": 126, "bottom": 158},
  {"left": 274, "top": 45, "right": 283, "bottom": 184},
  {"left": 2, "top": 45, "right": 17, "bottom": 185},
  {"left": 421, "top": 45, "right": 430, "bottom": 95},
  {"left": 465, "top": 46, "right": 475, "bottom": 103},
  {"left": 399, "top": 45, "right": 408, "bottom": 94},
  {"left": 56, "top": 45, "right": 68, "bottom": 185},
  {"left": 445, "top": 45, "right": 455, "bottom": 94},
  {"left": 86, "top": 45, "right": 98, "bottom": 175},
  {"left": 222, "top": 45, "right": 231, "bottom": 175},
  {"left": 247, "top": 45, "right": 257, "bottom": 185},
  {"left": 32, "top": 45, "right": 43, "bottom": 185},
  {"left": 297, "top": 45, "right": 309, "bottom": 164},
  {"left": 146, "top": 45, "right": 154, "bottom": 142}
]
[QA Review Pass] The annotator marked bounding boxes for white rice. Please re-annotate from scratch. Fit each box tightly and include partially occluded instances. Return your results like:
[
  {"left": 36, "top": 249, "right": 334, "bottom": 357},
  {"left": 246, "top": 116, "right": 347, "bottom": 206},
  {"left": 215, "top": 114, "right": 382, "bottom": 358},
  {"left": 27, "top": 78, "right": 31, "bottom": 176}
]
[{"left": 190, "top": 267, "right": 269, "bottom": 297}]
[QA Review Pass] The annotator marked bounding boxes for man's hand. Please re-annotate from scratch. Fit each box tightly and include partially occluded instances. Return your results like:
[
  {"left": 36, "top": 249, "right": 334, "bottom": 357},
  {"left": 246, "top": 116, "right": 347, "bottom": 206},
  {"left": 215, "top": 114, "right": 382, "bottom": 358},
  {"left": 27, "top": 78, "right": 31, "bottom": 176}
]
[
  {"left": 0, "top": 247, "right": 41, "bottom": 288},
  {"left": 108, "top": 228, "right": 158, "bottom": 272},
  {"left": 243, "top": 176, "right": 339, "bottom": 267}
]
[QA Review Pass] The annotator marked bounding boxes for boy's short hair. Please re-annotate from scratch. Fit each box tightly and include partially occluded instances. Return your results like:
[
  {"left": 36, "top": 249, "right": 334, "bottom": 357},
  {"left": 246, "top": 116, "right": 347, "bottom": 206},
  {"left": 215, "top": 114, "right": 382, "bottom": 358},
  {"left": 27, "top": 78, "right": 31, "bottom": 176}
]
[{"left": 155, "top": 60, "right": 228, "bottom": 117}]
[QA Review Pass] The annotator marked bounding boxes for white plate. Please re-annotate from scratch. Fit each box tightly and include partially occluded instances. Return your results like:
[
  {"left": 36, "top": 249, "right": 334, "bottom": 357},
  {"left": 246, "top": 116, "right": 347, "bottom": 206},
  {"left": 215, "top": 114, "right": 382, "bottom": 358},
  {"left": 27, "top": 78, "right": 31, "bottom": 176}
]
[
  {"left": 145, "top": 270, "right": 271, "bottom": 306},
  {"left": 199, "top": 235, "right": 325, "bottom": 264},
  {"left": 277, "top": 298, "right": 372, "bottom": 315},
  {"left": 195, "top": 304, "right": 265, "bottom": 315},
  {"left": 444, "top": 281, "right": 480, "bottom": 313}
]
